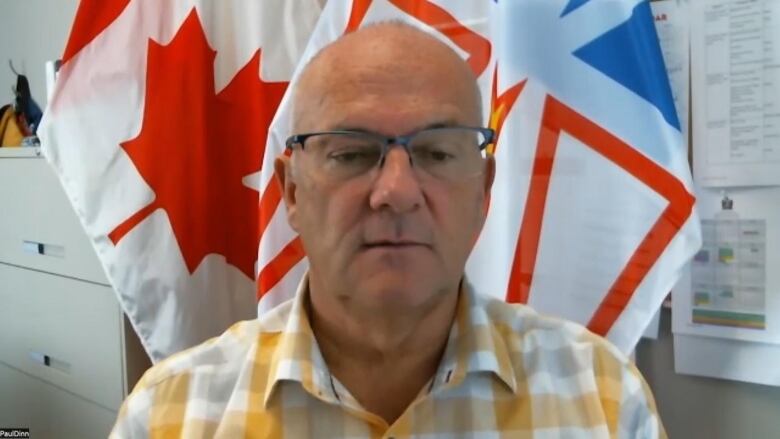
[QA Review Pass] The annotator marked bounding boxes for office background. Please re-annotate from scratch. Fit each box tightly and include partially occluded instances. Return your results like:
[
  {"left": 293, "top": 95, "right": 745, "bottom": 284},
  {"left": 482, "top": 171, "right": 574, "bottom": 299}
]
[{"left": 1, "top": 1, "right": 778, "bottom": 437}]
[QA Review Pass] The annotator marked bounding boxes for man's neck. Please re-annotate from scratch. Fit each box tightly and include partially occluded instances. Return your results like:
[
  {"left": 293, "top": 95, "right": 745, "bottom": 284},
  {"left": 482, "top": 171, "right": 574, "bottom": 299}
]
[{"left": 307, "top": 281, "right": 460, "bottom": 425}]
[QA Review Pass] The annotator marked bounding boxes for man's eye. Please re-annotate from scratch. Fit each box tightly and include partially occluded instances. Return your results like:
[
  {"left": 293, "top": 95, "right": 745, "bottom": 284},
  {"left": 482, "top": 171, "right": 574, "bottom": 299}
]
[
  {"left": 328, "top": 148, "right": 378, "bottom": 164},
  {"left": 415, "top": 147, "right": 455, "bottom": 163},
  {"left": 430, "top": 150, "right": 453, "bottom": 161}
]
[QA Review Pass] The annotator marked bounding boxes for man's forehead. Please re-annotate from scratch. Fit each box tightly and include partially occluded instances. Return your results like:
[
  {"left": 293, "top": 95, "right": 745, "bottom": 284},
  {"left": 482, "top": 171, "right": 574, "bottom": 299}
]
[
  {"left": 292, "top": 22, "right": 481, "bottom": 131},
  {"left": 319, "top": 85, "right": 469, "bottom": 126},
  {"left": 303, "top": 22, "right": 465, "bottom": 75}
]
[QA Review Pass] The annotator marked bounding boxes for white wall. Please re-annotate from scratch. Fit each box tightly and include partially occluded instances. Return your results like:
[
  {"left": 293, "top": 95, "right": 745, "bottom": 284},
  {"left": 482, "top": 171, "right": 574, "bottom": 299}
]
[
  {"left": 0, "top": 0, "right": 79, "bottom": 109},
  {"left": 637, "top": 310, "right": 780, "bottom": 439}
]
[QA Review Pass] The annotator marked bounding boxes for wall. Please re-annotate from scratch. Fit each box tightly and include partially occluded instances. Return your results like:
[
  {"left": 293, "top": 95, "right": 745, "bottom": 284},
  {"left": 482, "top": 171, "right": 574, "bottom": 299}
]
[
  {"left": 0, "top": 0, "right": 79, "bottom": 109},
  {"left": 636, "top": 310, "right": 780, "bottom": 439}
]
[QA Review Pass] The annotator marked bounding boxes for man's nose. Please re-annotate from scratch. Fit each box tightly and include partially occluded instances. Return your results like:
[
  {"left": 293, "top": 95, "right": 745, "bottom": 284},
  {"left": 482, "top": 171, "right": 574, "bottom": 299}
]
[{"left": 368, "top": 146, "right": 425, "bottom": 213}]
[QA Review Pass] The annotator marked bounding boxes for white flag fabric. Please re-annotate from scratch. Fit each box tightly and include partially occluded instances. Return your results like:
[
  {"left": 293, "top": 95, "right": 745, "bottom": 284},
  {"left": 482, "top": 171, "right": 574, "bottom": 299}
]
[
  {"left": 256, "top": 0, "right": 701, "bottom": 353},
  {"left": 39, "top": 0, "right": 322, "bottom": 362}
]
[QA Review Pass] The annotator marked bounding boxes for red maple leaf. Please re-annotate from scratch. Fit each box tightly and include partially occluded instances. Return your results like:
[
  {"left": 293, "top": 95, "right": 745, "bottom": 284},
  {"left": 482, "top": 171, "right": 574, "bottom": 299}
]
[{"left": 109, "top": 9, "right": 288, "bottom": 280}]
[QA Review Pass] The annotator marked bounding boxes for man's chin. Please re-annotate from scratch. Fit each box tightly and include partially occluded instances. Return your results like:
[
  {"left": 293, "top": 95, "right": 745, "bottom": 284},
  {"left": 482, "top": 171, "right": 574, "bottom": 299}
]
[
  {"left": 357, "top": 243, "right": 433, "bottom": 268},
  {"left": 349, "top": 275, "right": 444, "bottom": 310}
]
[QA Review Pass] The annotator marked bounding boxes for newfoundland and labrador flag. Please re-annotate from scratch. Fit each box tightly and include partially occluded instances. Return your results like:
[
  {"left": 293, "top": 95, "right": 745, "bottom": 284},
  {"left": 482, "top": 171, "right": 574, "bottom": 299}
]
[
  {"left": 256, "top": 0, "right": 701, "bottom": 354},
  {"left": 41, "top": 0, "right": 700, "bottom": 362}
]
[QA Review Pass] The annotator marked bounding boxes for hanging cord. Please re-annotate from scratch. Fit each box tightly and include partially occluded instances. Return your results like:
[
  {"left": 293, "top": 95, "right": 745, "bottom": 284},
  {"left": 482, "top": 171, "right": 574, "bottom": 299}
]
[{"left": 8, "top": 60, "right": 20, "bottom": 76}]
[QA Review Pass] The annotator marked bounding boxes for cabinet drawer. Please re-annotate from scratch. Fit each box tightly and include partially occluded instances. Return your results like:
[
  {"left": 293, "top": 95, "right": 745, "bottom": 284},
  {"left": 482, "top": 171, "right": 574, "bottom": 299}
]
[
  {"left": 0, "top": 362, "right": 116, "bottom": 439},
  {"left": 0, "top": 156, "right": 107, "bottom": 284},
  {"left": 0, "top": 263, "right": 124, "bottom": 410}
]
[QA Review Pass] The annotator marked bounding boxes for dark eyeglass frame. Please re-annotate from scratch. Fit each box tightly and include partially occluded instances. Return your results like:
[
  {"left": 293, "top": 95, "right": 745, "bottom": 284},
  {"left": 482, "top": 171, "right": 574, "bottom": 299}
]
[{"left": 285, "top": 126, "right": 496, "bottom": 155}]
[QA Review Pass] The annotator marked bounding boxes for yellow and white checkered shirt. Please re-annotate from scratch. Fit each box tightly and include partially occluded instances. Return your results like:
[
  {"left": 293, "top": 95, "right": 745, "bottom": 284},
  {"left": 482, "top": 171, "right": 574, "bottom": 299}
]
[{"left": 111, "top": 275, "right": 666, "bottom": 438}]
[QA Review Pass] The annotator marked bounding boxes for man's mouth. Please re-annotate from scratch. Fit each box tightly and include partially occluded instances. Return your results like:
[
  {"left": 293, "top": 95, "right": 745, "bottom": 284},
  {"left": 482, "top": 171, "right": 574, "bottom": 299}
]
[{"left": 362, "top": 240, "right": 428, "bottom": 249}]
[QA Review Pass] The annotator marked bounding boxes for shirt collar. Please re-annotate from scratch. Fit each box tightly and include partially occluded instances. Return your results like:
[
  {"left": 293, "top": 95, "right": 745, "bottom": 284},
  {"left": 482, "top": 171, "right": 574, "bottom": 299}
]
[
  {"left": 432, "top": 279, "right": 517, "bottom": 394},
  {"left": 262, "top": 272, "right": 338, "bottom": 408},
  {"left": 261, "top": 273, "right": 518, "bottom": 408}
]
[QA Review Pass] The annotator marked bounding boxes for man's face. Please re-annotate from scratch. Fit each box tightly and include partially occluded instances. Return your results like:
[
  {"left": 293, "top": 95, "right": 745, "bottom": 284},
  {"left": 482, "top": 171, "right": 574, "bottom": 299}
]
[{"left": 278, "top": 34, "right": 493, "bottom": 313}]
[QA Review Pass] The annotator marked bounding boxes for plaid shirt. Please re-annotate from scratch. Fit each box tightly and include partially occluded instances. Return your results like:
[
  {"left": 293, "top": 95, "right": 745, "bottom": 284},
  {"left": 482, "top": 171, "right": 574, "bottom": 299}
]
[{"left": 111, "top": 274, "right": 666, "bottom": 438}]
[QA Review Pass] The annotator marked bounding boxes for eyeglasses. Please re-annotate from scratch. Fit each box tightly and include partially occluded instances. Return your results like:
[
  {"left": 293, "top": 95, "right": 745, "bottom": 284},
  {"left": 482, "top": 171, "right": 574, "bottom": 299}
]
[{"left": 285, "top": 126, "right": 494, "bottom": 183}]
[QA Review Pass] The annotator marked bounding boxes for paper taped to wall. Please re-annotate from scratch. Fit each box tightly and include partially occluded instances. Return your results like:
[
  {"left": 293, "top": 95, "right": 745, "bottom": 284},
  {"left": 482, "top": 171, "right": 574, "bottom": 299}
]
[{"left": 691, "top": 0, "right": 780, "bottom": 187}]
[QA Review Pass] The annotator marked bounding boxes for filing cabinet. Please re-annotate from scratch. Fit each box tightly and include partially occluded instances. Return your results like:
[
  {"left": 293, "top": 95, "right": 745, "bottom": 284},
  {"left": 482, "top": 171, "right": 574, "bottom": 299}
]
[{"left": 0, "top": 147, "right": 150, "bottom": 439}]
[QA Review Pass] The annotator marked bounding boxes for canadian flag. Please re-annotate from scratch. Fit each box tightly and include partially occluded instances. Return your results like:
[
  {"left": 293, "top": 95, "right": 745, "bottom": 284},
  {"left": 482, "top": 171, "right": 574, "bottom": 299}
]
[
  {"left": 256, "top": 0, "right": 701, "bottom": 354},
  {"left": 39, "top": 0, "right": 322, "bottom": 362}
]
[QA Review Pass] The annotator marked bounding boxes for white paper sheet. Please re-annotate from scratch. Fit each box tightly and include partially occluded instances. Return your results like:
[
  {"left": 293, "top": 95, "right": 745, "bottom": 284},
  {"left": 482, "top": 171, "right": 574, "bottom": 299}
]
[
  {"left": 651, "top": 0, "right": 690, "bottom": 142},
  {"left": 691, "top": 0, "right": 780, "bottom": 187},
  {"left": 691, "top": 216, "right": 767, "bottom": 330},
  {"left": 673, "top": 186, "right": 780, "bottom": 346},
  {"left": 674, "top": 332, "right": 780, "bottom": 386},
  {"left": 672, "top": 185, "right": 780, "bottom": 385}
]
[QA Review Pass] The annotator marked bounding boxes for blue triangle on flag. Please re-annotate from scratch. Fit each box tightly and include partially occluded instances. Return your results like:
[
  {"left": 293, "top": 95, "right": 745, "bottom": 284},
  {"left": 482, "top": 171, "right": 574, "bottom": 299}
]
[
  {"left": 560, "top": 0, "right": 592, "bottom": 17},
  {"left": 572, "top": 1, "right": 680, "bottom": 130}
]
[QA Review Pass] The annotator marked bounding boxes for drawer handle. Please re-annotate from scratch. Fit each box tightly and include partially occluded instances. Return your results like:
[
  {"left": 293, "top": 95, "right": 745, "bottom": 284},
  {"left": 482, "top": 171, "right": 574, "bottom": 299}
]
[
  {"left": 22, "top": 241, "right": 65, "bottom": 258},
  {"left": 28, "top": 351, "right": 71, "bottom": 373}
]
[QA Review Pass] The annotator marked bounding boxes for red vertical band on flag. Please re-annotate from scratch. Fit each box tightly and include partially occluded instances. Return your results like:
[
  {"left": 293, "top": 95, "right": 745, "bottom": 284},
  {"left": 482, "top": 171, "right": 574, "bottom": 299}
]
[
  {"left": 256, "top": 150, "right": 295, "bottom": 300},
  {"left": 505, "top": 97, "right": 560, "bottom": 305},
  {"left": 257, "top": 237, "right": 306, "bottom": 298},
  {"left": 258, "top": 179, "right": 283, "bottom": 242},
  {"left": 507, "top": 95, "right": 695, "bottom": 336},
  {"left": 62, "top": 0, "right": 132, "bottom": 64}
]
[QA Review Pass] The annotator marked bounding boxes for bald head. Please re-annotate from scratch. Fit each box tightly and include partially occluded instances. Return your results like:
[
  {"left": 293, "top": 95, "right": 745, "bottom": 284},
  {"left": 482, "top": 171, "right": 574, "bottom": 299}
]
[
  {"left": 291, "top": 22, "right": 482, "bottom": 133},
  {"left": 275, "top": 22, "right": 496, "bottom": 339}
]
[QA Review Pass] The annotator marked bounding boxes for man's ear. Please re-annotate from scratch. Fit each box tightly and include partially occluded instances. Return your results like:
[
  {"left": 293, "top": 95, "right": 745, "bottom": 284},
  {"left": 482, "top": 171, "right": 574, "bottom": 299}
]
[
  {"left": 482, "top": 155, "right": 496, "bottom": 213},
  {"left": 274, "top": 155, "right": 299, "bottom": 232},
  {"left": 470, "top": 156, "right": 496, "bottom": 248}
]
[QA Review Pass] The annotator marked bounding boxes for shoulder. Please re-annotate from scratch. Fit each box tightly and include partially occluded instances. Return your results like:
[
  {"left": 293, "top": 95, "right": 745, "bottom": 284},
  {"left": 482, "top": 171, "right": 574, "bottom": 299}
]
[
  {"left": 110, "top": 300, "right": 295, "bottom": 437},
  {"left": 476, "top": 294, "right": 665, "bottom": 437},
  {"left": 477, "top": 293, "right": 629, "bottom": 365},
  {"left": 136, "top": 319, "right": 262, "bottom": 389},
  {"left": 135, "top": 299, "right": 293, "bottom": 390}
]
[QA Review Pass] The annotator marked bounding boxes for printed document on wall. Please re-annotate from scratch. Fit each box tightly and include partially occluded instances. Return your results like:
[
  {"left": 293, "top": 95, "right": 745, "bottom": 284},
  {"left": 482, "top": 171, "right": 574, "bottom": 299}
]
[
  {"left": 651, "top": 0, "right": 690, "bottom": 142},
  {"left": 671, "top": 185, "right": 780, "bottom": 385},
  {"left": 673, "top": 187, "right": 780, "bottom": 346},
  {"left": 691, "top": 211, "right": 766, "bottom": 330},
  {"left": 691, "top": 0, "right": 780, "bottom": 187}
]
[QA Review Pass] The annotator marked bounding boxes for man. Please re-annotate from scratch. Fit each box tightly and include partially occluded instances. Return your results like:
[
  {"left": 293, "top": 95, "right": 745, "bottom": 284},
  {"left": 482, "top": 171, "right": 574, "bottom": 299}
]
[{"left": 111, "top": 22, "right": 665, "bottom": 438}]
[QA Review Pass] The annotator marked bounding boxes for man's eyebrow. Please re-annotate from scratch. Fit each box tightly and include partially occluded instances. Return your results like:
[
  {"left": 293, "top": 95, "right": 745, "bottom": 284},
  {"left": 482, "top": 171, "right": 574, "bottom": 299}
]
[
  {"left": 326, "top": 120, "right": 464, "bottom": 135},
  {"left": 420, "top": 121, "right": 460, "bottom": 130},
  {"left": 325, "top": 125, "right": 374, "bottom": 133}
]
